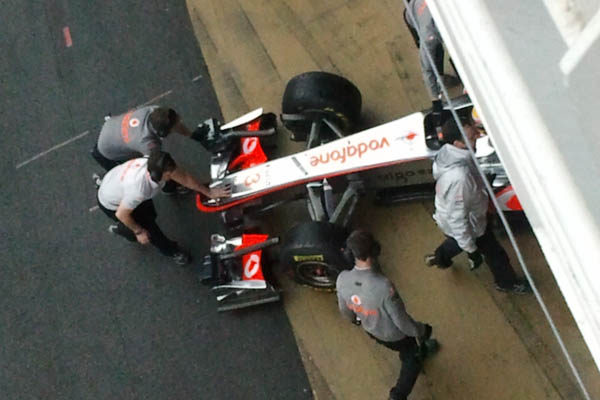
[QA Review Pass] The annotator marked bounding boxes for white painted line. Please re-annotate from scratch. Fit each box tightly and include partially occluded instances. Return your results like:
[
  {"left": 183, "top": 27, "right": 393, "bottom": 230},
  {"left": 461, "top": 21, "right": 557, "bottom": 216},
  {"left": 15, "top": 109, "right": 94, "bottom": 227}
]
[
  {"left": 89, "top": 205, "right": 99, "bottom": 212},
  {"left": 16, "top": 130, "right": 90, "bottom": 169},
  {"left": 192, "top": 75, "right": 203, "bottom": 82},
  {"left": 140, "top": 90, "right": 173, "bottom": 106}
]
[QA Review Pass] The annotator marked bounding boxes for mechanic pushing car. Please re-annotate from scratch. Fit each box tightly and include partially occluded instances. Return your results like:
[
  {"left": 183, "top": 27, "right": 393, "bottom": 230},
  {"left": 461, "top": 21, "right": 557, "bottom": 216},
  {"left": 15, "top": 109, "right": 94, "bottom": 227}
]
[
  {"left": 96, "top": 150, "right": 230, "bottom": 265},
  {"left": 424, "top": 117, "right": 531, "bottom": 294},
  {"left": 336, "top": 230, "right": 439, "bottom": 400},
  {"left": 91, "top": 105, "right": 209, "bottom": 195}
]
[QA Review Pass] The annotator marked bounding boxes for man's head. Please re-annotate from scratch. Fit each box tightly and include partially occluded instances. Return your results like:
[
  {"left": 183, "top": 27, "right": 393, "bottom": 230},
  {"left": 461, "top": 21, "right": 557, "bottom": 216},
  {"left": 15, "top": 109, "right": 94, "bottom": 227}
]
[
  {"left": 147, "top": 151, "right": 176, "bottom": 183},
  {"left": 345, "top": 230, "right": 381, "bottom": 262},
  {"left": 148, "top": 107, "right": 179, "bottom": 138},
  {"left": 441, "top": 116, "right": 480, "bottom": 150}
]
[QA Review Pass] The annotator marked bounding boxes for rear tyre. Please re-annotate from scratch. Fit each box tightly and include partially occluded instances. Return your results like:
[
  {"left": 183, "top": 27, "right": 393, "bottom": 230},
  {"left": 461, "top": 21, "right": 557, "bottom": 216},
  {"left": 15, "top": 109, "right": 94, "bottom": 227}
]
[
  {"left": 280, "top": 221, "right": 351, "bottom": 289},
  {"left": 282, "top": 71, "right": 362, "bottom": 140}
]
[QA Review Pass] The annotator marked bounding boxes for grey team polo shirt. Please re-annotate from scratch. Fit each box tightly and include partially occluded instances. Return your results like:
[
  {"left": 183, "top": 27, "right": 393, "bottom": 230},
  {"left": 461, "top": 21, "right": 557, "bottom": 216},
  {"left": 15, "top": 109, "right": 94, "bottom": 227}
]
[
  {"left": 336, "top": 267, "right": 425, "bottom": 342},
  {"left": 97, "top": 105, "right": 162, "bottom": 161}
]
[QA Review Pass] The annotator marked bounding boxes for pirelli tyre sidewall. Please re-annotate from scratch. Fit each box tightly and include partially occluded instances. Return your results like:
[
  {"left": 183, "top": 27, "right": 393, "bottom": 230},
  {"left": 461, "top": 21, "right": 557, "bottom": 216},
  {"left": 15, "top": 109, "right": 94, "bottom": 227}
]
[
  {"left": 282, "top": 71, "right": 362, "bottom": 139},
  {"left": 280, "top": 221, "right": 352, "bottom": 289}
]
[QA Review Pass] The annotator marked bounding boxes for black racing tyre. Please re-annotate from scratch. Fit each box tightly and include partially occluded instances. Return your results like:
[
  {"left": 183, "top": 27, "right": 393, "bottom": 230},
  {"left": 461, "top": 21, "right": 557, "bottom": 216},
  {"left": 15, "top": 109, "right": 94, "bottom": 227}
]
[
  {"left": 280, "top": 221, "right": 352, "bottom": 289},
  {"left": 281, "top": 71, "right": 362, "bottom": 138}
]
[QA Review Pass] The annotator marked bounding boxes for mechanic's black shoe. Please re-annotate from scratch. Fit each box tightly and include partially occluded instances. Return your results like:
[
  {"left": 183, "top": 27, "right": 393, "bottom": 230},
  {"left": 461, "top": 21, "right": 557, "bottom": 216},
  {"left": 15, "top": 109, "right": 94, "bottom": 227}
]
[
  {"left": 422, "top": 338, "right": 440, "bottom": 357},
  {"left": 424, "top": 254, "right": 450, "bottom": 269},
  {"left": 424, "top": 254, "right": 437, "bottom": 267},
  {"left": 172, "top": 250, "right": 191, "bottom": 266},
  {"left": 92, "top": 173, "right": 102, "bottom": 189},
  {"left": 108, "top": 224, "right": 136, "bottom": 242},
  {"left": 415, "top": 338, "right": 440, "bottom": 365},
  {"left": 495, "top": 280, "right": 532, "bottom": 294}
]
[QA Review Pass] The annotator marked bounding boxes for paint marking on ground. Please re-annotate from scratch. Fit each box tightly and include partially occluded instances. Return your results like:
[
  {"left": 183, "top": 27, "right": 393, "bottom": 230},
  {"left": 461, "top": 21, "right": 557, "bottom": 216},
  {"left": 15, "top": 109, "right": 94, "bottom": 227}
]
[
  {"left": 192, "top": 75, "right": 203, "bottom": 82},
  {"left": 63, "top": 26, "right": 73, "bottom": 47},
  {"left": 140, "top": 90, "right": 173, "bottom": 107},
  {"left": 16, "top": 131, "right": 90, "bottom": 170},
  {"left": 89, "top": 205, "right": 99, "bottom": 212}
]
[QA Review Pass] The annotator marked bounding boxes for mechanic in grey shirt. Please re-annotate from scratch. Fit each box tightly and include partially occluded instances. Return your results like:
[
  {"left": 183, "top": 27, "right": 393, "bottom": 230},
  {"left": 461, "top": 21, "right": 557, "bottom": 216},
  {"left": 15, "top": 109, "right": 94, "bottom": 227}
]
[
  {"left": 92, "top": 106, "right": 186, "bottom": 169},
  {"left": 336, "top": 230, "right": 437, "bottom": 400}
]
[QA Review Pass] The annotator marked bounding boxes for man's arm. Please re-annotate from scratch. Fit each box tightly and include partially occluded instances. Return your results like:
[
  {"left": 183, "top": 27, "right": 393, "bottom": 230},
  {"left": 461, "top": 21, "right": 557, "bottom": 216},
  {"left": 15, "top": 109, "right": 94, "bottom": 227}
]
[
  {"left": 170, "top": 167, "right": 231, "bottom": 199},
  {"left": 383, "top": 285, "right": 425, "bottom": 338},
  {"left": 445, "top": 180, "right": 477, "bottom": 253},
  {"left": 173, "top": 118, "right": 192, "bottom": 137},
  {"left": 115, "top": 203, "right": 150, "bottom": 244},
  {"left": 336, "top": 274, "right": 357, "bottom": 322}
]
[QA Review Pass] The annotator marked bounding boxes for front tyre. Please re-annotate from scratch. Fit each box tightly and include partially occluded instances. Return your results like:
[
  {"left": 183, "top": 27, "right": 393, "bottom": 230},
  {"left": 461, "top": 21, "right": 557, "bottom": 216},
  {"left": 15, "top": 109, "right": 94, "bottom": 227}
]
[
  {"left": 280, "top": 221, "right": 351, "bottom": 289},
  {"left": 281, "top": 71, "right": 362, "bottom": 140}
]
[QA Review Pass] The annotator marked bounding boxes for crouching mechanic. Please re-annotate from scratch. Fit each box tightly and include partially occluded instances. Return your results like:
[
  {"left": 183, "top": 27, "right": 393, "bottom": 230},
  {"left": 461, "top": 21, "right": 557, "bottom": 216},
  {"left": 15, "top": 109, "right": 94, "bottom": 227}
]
[
  {"left": 91, "top": 105, "right": 208, "bottom": 194},
  {"left": 336, "top": 230, "right": 438, "bottom": 400},
  {"left": 96, "top": 151, "right": 230, "bottom": 265},
  {"left": 424, "top": 117, "right": 531, "bottom": 294}
]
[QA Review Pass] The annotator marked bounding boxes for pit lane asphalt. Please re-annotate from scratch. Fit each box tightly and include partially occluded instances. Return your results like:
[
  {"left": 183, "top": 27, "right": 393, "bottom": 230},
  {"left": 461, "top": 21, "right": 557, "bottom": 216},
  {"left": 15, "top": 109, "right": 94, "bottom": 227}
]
[{"left": 0, "top": 1, "right": 311, "bottom": 399}]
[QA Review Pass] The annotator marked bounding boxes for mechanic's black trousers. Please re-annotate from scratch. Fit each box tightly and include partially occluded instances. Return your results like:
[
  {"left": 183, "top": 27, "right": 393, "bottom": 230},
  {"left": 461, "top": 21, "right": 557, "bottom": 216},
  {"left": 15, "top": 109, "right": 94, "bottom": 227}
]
[
  {"left": 370, "top": 335, "right": 422, "bottom": 400},
  {"left": 90, "top": 144, "right": 123, "bottom": 171},
  {"left": 433, "top": 227, "right": 518, "bottom": 288},
  {"left": 98, "top": 198, "right": 179, "bottom": 257}
]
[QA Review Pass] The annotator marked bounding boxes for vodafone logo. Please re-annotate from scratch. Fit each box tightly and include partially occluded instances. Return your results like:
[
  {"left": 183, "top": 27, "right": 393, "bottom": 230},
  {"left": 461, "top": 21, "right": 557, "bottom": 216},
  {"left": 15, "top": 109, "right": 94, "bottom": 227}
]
[
  {"left": 244, "top": 254, "right": 260, "bottom": 279},
  {"left": 242, "top": 137, "right": 258, "bottom": 154},
  {"left": 309, "top": 137, "right": 390, "bottom": 167},
  {"left": 129, "top": 118, "right": 140, "bottom": 128},
  {"left": 351, "top": 295, "right": 361, "bottom": 305},
  {"left": 397, "top": 132, "right": 418, "bottom": 147}
]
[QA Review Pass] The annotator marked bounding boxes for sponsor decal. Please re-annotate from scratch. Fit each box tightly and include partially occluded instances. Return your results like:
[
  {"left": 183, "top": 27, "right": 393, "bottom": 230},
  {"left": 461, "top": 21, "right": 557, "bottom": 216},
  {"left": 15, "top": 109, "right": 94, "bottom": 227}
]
[
  {"left": 237, "top": 234, "right": 267, "bottom": 281},
  {"left": 242, "top": 137, "right": 258, "bottom": 154},
  {"left": 129, "top": 118, "right": 140, "bottom": 128},
  {"left": 292, "top": 254, "right": 324, "bottom": 262},
  {"left": 121, "top": 111, "right": 134, "bottom": 143},
  {"left": 243, "top": 253, "right": 261, "bottom": 279},
  {"left": 396, "top": 132, "right": 418, "bottom": 143},
  {"left": 376, "top": 167, "right": 432, "bottom": 184},
  {"left": 309, "top": 137, "right": 390, "bottom": 167},
  {"left": 351, "top": 295, "right": 361, "bottom": 305},
  {"left": 346, "top": 302, "right": 378, "bottom": 316}
]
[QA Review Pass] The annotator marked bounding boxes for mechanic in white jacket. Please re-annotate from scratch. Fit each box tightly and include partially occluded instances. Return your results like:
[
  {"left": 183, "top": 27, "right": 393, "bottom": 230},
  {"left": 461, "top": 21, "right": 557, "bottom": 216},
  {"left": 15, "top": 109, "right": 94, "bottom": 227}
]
[{"left": 425, "top": 117, "right": 531, "bottom": 294}]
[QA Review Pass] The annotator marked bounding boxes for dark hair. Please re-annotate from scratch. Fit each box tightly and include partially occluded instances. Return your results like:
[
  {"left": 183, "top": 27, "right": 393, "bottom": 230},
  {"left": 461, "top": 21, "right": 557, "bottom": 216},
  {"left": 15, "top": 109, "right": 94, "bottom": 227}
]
[
  {"left": 149, "top": 107, "right": 178, "bottom": 138},
  {"left": 441, "top": 115, "right": 472, "bottom": 144},
  {"left": 345, "top": 230, "right": 381, "bottom": 261},
  {"left": 147, "top": 151, "right": 176, "bottom": 182}
]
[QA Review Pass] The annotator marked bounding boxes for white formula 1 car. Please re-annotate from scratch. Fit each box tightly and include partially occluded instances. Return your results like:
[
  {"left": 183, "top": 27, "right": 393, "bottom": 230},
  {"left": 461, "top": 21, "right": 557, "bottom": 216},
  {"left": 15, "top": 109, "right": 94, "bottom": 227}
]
[{"left": 194, "top": 72, "right": 520, "bottom": 306}]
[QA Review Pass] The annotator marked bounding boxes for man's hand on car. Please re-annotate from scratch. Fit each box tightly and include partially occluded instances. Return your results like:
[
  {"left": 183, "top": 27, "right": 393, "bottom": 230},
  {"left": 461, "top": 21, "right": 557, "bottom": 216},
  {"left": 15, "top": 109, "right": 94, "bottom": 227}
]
[{"left": 209, "top": 184, "right": 232, "bottom": 199}]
